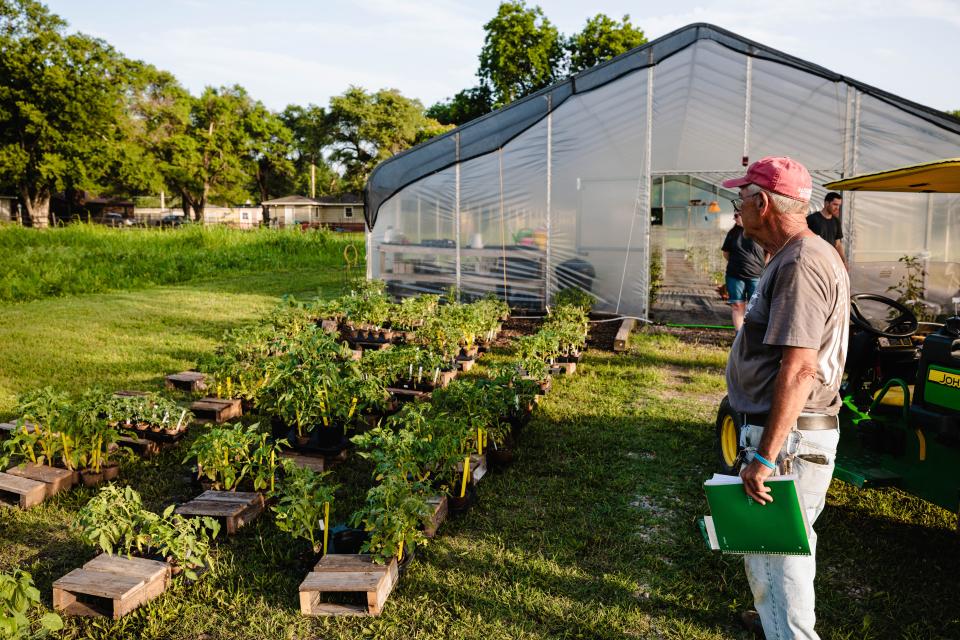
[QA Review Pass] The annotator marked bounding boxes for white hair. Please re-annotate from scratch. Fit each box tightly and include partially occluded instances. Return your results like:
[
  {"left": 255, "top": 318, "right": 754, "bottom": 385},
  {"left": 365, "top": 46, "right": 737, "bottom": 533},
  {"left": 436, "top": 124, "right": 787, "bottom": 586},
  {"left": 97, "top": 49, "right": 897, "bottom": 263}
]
[{"left": 742, "top": 183, "right": 808, "bottom": 218}]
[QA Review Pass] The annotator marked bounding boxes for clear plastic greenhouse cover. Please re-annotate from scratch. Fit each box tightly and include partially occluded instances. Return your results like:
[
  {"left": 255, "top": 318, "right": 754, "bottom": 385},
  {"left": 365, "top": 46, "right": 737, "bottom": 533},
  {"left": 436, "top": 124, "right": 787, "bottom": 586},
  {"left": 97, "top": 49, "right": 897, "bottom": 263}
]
[{"left": 365, "top": 23, "right": 960, "bottom": 322}]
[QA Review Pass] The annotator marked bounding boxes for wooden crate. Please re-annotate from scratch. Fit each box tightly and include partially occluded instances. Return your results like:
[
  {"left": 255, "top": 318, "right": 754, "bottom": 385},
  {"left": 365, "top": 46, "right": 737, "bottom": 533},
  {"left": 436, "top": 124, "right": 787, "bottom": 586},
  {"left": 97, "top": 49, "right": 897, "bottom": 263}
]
[
  {"left": 6, "top": 463, "right": 76, "bottom": 498},
  {"left": 165, "top": 371, "right": 207, "bottom": 393},
  {"left": 299, "top": 554, "right": 398, "bottom": 616},
  {"left": 456, "top": 359, "right": 475, "bottom": 372},
  {"left": 455, "top": 454, "right": 487, "bottom": 485},
  {"left": 279, "top": 449, "right": 348, "bottom": 473},
  {"left": 0, "top": 471, "right": 46, "bottom": 508},
  {"left": 53, "top": 554, "right": 170, "bottom": 619},
  {"left": 175, "top": 491, "right": 265, "bottom": 534},
  {"left": 424, "top": 496, "right": 448, "bottom": 538},
  {"left": 189, "top": 398, "right": 242, "bottom": 423}
]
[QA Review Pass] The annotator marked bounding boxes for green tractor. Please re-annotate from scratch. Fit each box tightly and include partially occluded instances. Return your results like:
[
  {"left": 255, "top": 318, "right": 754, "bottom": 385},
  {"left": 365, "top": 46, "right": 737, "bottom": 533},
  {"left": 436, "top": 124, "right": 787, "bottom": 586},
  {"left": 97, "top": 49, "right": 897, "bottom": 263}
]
[{"left": 715, "top": 159, "right": 960, "bottom": 523}]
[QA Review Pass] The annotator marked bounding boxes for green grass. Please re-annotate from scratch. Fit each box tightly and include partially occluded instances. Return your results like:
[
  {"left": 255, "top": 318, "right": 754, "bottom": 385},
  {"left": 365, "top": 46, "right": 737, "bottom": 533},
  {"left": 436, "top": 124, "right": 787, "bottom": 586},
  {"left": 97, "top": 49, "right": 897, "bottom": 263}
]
[
  {"left": 0, "top": 235, "right": 957, "bottom": 638},
  {"left": 0, "top": 223, "right": 363, "bottom": 303}
]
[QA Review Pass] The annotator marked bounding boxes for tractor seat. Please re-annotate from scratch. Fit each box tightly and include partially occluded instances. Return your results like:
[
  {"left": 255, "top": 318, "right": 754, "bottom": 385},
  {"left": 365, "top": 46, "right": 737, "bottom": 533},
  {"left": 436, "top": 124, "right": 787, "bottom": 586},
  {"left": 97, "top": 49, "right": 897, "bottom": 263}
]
[{"left": 872, "top": 384, "right": 912, "bottom": 410}]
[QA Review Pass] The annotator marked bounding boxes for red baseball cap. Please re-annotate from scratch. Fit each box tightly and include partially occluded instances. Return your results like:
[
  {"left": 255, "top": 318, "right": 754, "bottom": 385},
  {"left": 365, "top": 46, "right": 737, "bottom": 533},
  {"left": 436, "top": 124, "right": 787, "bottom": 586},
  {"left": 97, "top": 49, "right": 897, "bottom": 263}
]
[{"left": 722, "top": 156, "right": 813, "bottom": 202}]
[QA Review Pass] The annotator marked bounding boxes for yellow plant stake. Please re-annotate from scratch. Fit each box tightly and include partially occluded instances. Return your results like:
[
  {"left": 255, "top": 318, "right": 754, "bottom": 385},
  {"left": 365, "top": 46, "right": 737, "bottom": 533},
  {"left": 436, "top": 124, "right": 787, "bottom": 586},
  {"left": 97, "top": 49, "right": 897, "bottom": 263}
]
[
  {"left": 226, "top": 377, "right": 233, "bottom": 398},
  {"left": 270, "top": 449, "right": 276, "bottom": 493},
  {"left": 216, "top": 382, "right": 223, "bottom": 399},
  {"left": 398, "top": 542, "right": 404, "bottom": 562},
  {"left": 347, "top": 397, "right": 358, "bottom": 420},
  {"left": 477, "top": 428, "right": 483, "bottom": 455},
  {"left": 459, "top": 455, "right": 471, "bottom": 498},
  {"left": 322, "top": 501, "right": 330, "bottom": 555}
]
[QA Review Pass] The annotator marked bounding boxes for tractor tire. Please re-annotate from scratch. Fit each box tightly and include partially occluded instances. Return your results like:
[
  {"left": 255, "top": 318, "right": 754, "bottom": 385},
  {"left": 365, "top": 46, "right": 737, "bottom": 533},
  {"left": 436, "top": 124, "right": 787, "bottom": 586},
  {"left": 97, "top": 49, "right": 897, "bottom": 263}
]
[{"left": 715, "top": 396, "right": 742, "bottom": 475}]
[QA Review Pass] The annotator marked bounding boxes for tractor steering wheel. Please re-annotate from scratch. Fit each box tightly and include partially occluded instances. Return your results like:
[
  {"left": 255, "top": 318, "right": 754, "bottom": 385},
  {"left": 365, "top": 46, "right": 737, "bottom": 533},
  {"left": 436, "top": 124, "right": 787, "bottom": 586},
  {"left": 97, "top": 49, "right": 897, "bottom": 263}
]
[{"left": 850, "top": 293, "right": 919, "bottom": 338}]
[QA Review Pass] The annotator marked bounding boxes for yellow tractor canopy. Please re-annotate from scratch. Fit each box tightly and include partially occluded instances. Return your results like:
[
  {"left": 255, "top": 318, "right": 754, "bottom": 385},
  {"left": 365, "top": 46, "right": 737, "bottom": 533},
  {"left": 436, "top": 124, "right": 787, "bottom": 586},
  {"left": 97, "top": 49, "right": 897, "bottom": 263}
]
[{"left": 825, "top": 158, "right": 960, "bottom": 193}]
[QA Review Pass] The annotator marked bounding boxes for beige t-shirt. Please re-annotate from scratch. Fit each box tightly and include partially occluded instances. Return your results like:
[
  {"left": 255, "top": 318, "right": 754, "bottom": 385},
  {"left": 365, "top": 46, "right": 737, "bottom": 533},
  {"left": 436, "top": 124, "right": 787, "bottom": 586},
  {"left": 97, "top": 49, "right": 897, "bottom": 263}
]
[{"left": 725, "top": 234, "right": 850, "bottom": 415}]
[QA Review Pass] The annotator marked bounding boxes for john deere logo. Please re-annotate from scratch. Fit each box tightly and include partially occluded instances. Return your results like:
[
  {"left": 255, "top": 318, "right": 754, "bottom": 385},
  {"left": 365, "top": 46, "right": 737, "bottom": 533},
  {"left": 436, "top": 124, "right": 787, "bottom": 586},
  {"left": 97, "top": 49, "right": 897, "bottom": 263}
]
[{"left": 928, "top": 369, "right": 960, "bottom": 389}]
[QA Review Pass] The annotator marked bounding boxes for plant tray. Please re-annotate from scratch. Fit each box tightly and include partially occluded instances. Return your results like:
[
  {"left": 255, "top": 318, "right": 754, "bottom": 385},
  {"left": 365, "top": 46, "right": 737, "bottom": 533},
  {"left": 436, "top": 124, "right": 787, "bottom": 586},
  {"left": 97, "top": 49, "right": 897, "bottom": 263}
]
[
  {"left": 175, "top": 490, "right": 265, "bottom": 534},
  {"left": 0, "top": 471, "right": 47, "bottom": 508},
  {"left": 299, "top": 554, "right": 398, "bottom": 617},
  {"left": 165, "top": 370, "right": 208, "bottom": 393},
  {"left": 118, "top": 425, "right": 188, "bottom": 444},
  {"left": 455, "top": 454, "right": 487, "bottom": 485},
  {"left": 424, "top": 496, "right": 448, "bottom": 538},
  {"left": 189, "top": 398, "right": 242, "bottom": 423},
  {"left": 6, "top": 463, "right": 76, "bottom": 498},
  {"left": 53, "top": 554, "right": 170, "bottom": 619},
  {"left": 279, "top": 449, "right": 348, "bottom": 473}
]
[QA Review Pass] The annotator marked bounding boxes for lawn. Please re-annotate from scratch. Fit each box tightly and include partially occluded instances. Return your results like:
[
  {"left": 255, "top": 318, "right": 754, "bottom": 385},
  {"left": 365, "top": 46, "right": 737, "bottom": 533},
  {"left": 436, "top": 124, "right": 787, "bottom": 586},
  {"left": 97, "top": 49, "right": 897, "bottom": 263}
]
[{"left": 0, "top": 229, "right": 957, "bottom": 639}]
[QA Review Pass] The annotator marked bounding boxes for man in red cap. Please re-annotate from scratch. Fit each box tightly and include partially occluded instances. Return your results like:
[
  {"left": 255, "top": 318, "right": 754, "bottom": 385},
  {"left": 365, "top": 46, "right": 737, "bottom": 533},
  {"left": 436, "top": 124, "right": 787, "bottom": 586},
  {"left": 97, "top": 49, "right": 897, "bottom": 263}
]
[{"left": 721, "top": 157, "right": 850, "bottom": 639}]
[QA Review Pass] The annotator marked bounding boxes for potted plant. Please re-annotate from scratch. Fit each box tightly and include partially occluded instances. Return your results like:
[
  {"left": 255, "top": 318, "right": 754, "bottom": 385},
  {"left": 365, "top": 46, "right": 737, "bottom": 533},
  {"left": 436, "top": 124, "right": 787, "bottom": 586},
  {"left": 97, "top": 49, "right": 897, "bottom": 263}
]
[
  {"left": 350, "top": 472, "right": 432, "bottom": 566},
  {"left": 183, "top": 423, "right": 284, "bottom": 492},
  {"left": 150, "top": 506, "right": 220, "bottom": 580},
  {"left": 272, "top": 461, "right": 338, "bottom": 557}
]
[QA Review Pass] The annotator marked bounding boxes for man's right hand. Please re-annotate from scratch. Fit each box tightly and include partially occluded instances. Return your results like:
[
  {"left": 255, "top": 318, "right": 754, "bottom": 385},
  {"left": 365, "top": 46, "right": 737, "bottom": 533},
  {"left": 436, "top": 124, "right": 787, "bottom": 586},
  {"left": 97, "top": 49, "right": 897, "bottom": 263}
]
[{"left": 740, "top": 459, "right": 774, "bottom": 504}]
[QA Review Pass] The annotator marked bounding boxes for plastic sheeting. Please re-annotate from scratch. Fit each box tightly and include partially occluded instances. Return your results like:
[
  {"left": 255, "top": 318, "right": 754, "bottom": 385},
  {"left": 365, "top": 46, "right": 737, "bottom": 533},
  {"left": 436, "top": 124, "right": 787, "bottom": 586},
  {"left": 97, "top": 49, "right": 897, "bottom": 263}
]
[{"left": 366, "top": 23, "right": 960, "bottom": 319}]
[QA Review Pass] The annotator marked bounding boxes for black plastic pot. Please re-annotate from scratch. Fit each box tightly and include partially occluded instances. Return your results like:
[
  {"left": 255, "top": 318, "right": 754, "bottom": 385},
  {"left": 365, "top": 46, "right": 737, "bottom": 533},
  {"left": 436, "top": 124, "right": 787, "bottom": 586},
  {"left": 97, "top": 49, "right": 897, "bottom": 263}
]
[{"left": 330, "top": 526, "right": 369, "bottom": 555}]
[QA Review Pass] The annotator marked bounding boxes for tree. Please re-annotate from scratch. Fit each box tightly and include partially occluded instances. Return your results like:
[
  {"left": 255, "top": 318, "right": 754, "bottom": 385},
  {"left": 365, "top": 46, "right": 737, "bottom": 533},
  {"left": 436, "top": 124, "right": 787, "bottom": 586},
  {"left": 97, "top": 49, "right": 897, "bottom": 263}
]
[
  {"left": 426, "top": 84, "right": 495, "bottom": 126},
  {"left": 0, "top": 0, "right": 130, "bottom": 226},
  {"left": 281, "top": 104, "right": 340, "bottom": 197},
  {"left": 244, "top": 102, "right": 295, "bottom": 217},
  {"left": 566, "top": 14, "right": 647, "bottom": 75},
  {"left": 948, "top": 109, "right": 960, "bottom": 119},
  {"left": 328, "top": 87, "right": 450, "bottom": 193},
  {"left": 478, "top": 1, "right": 563, "bottom": 106},
  {"left": 159, "top": 86, "right": 256, "bottom": 221}
]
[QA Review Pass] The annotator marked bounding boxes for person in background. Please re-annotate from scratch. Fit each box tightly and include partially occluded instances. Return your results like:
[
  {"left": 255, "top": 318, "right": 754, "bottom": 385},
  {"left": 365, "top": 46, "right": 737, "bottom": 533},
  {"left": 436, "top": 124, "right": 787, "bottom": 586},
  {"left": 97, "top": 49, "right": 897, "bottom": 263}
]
[
  {"left": 721, "top": 211, "right": 766, "bottom": 330},
  {"left": 722, "top": 156, "right": 849, "bottom": 640},
  {"left": 806, "top": 192, "right": 847, "bottom": 268}
]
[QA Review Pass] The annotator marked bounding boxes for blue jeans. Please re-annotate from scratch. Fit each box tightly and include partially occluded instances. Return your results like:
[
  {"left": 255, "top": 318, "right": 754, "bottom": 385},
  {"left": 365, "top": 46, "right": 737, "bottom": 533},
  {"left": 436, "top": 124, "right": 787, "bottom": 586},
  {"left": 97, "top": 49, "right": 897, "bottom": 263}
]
[
  {"left": 726, "top": 276, "right": 759, "bottom": 304},
  {"left": 739, "top": 423, "right": 839, "bottom": 640}
]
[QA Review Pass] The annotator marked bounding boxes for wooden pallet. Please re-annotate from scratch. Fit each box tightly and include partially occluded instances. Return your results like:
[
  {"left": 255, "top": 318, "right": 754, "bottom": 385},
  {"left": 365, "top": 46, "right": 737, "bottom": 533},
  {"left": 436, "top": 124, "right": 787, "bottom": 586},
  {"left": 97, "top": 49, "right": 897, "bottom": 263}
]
[
  {"left": 320, "top": 319, "right": 340, "bottom": 333},
  {"left": 189, "top": 398, "right": 242, "bottom": 423},
  {"left": 351, "top": 341, "right": 391, "bottom": 351},
  {"left": 424, "top": 496, "right": 448, "bottom": 538},
  {"left": 0, "top": 421, "right": 36, "bottom": 438},
  {"left": 165, "top": 371, "right": 207, "bottom": 393},
  {"left": 0, "top": 471, "right": 46, "bottom": 508},
  {"left": 113, "top": 390, "right": 150, "bottom": 398},
  {"left": 550, "top": 361, "right": 577, "bottom": 375},
  {"left": 116, "top": 435, "right": 161, "bottom": 457},
  {"left": 6, "top": 463, "right": 76, "bottom": 498},
  {"left": 456, "top": 358, "right": 475, "bottom": 372},
  {"left": 455, "top": 454, "right": 487, "bottom": 485},
  {"left": 175, "top": 491, "right": 265, "bottom": 534},
  {"left": 386, "top": 387, "right": 431, "bottom": 403},
  {"left": 53, "top": 554, "right": 170, "bottom": 619},
  {"left": 299, "top": 554, "right": 398, "bottom": 616},
  {"left": 279, "top": 449, "right": 348, "bottom": 473}
]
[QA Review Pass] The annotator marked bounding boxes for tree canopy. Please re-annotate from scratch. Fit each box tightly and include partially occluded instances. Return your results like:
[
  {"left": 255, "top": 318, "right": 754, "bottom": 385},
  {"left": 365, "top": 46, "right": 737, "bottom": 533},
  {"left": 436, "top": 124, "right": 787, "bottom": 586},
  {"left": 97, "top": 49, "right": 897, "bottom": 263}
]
[{"left": 566, "top": 13, "right": 647, "bottom": 74}]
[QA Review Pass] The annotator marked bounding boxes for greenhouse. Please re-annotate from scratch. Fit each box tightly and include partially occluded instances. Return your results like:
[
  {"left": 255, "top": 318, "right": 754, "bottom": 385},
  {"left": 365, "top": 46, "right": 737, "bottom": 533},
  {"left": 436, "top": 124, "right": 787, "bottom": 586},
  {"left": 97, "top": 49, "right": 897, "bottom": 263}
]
[{"left": 364, "top": 23, "right": 960, "bottom": 321}]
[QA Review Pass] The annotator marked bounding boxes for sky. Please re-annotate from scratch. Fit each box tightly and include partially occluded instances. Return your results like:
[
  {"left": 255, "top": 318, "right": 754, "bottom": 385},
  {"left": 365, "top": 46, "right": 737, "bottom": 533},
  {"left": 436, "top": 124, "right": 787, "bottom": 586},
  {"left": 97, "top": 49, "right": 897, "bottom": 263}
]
[{"left": 44, "top": 0, "right": 960, "bottom": 114}]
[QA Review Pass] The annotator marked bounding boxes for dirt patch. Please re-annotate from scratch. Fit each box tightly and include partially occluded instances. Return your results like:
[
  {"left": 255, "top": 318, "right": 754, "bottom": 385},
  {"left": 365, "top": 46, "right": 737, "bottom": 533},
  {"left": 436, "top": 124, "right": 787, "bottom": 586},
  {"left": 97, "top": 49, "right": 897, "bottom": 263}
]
[{"left": 645, "top": 324, "right": 735, "bottom": 349}]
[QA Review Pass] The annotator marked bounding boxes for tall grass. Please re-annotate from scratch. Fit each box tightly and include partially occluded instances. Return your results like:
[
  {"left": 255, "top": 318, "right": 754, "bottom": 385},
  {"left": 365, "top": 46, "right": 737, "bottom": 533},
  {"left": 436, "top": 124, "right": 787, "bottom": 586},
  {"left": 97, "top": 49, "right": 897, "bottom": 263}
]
[{"left": 0, "top": 224, "right": 365, "bottom": 302}]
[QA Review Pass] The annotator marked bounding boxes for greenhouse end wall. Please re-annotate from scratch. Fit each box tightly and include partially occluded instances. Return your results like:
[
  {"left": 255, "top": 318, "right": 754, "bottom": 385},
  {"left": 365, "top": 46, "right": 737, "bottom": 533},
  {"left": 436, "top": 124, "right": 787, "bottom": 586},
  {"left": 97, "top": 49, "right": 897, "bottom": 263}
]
[{"left": 367, "top": 27, "right": 960, "bottom": 321}]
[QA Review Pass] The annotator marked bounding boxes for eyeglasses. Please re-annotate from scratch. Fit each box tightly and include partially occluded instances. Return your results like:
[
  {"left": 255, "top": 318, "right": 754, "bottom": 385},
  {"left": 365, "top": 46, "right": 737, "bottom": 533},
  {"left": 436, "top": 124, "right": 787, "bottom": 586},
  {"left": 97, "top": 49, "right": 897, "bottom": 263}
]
[{"left": 730, "top": 192, "right": 761, "bottom": 213}]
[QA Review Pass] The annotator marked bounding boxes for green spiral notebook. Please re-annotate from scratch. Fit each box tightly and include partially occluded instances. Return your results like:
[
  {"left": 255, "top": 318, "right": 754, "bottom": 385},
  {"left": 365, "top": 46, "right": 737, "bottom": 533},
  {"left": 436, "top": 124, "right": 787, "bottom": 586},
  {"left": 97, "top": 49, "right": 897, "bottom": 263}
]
[{"left": 700, "top": 473, "right": 811, "bottom": 556}]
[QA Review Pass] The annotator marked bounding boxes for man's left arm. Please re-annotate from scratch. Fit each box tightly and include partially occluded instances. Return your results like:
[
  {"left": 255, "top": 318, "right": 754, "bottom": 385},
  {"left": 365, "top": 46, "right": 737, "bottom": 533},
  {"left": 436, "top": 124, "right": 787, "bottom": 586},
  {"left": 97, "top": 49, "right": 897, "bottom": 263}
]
[
  {"left": 740, "top": 345, "right": 820, "bottom": 504},
  {"left": 834, "top": 240, "right": 848, "bottom": 269}
]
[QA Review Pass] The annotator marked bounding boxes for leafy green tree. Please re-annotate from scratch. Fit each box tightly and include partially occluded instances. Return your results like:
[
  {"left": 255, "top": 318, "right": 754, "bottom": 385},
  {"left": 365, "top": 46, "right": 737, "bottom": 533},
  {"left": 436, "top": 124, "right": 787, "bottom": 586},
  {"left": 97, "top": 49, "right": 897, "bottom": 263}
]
[
  {"left": 426, "top": 84, "right": 495, "bottom": 126},
  {"left": 160, "top": 86, "right": 256, "bottom": 221},
  {"left": 0, "top": 0, "right": 130, "bottom": 226},
  {"left": 328, "top": 86, "right": 449, "bottom": 193},
  {"left": 478, "top": 1, "right": 563, "bottom": 106},
  {"left": 281, "top": 103, "right": 340, "bottom": 197},
  {"left": 566, "top": 13, "right": 647, "bottom": 74},
  {"left": 244, "top": 102, "right": 295, "bottom": 215},
  {"left": 948, "top": 109, "right": 960, "bottom": 119}
]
